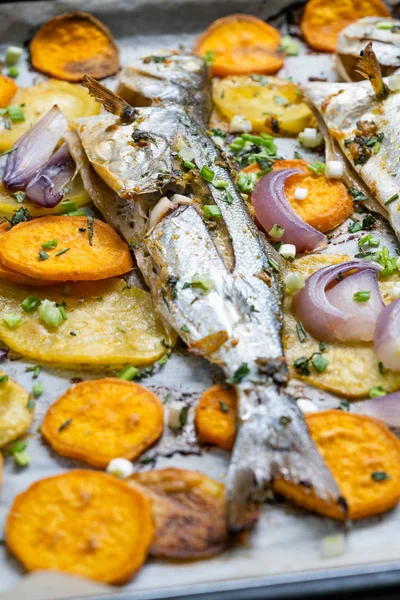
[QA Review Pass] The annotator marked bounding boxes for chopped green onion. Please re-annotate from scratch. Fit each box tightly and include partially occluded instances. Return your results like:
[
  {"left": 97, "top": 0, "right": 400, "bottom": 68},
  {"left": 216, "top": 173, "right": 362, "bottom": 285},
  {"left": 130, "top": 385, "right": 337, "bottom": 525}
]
[
  {"left": 373, "top": 141, "right": 381, "bottom": 154},
  {"left": 224, "top": 191, "right": 234, "bottom": 205},
  {"left": 376, "top": 21, "right": 394, "bottom": 29},
  {"left": 38, "top": 250, "right": 49, "bottom": 261},
  {"left": 38, "top": 300, "right": 64, "bottom": 328},
  {"left": 371, "top": 471, "right": 390, "bottom": 481},
  {"left": 203, "top": 205, "right": 221, "bottom": 219},
  {"left": 32, "top": 381, "right": 43, "bottom": 398},
  {"left": 285, "top": 271, "right": 305, "bottom": 293},
  {"left": 181, "top": 324, "right": 190, "bottom": 333},
  {"left": 41, "top": 240, "right": 58, "bottom": 250},
  {"left": 7, "top": 105, "right": 24, "bottom": 122},
  {"left": 369, "top": 386, "right": 386, "bottom": 398},
  {"left": 200, "top": 165, "right": 215, "bottom": 182},
  {"left": 241, "top": 133, "right": 276, "bottom": 150},
  {"left": 0, "top": 375, "right": 8, "bottom": 384},
  {"left": 26, "top": 365, "right": 41, "bottom": 378},
  {"left": 64, "top": 209, "right": 86, "bottom": 216},
  {"left": 117, "top": 365, "right": 139, "bottom": 380},
  {"left": 359, "top": 234, "right": 380, "bottom": 247},
  {"left": 267, "top": 258, "right": 280, "bottom": 273},
  {"left": 229, "top": 137, "right": 247, "bottom": 152},
  {"left": 339, "top": 399, "right": 350, "bottom": 411},
  {"left": 182, "top": 159, "right": 196, "bottom": 170},
  {"left": 183, "top": 273, "right": 213, "bottom": 292},
  {"left": 311, "top": 353, "right": 329, "bottom": 373},
  {"left": 237, "top": 172, "right": 257, "bottom": 193},
  {"left": 307, "top": 161, "right": 325, "bottom": 176},
  {"left": 296, "top": 321, "right": 307, "bottom": 343},
  {"left": 348, "top": 221, "right": 362, "bottom": 233},
  {"left": 55, "top": 248, "right": 69, "bottom": 257},
  {"left": 268, "top": 224, "right": 285, "bottom": 239},
  {"left": 226, "top": 362, "right": 250, "bottom": 384},
  {"left": 13, "top": 449, "right": 30, "bottom": 467},
  {"left": 12, "top": 191, "right": 25, "bottom": 203},
  {"left": 5, "top": 46, "right": 23, "bottom": 66},
  {"left": 203, "top": 50, "right": 215, "bottom": 66},
  {"left": 21, "top": 296, "right": 41, "bottom": 313},
  {"left": 213, "top": 179, "right": 229, "bottom": 189},
  {"left": 293, "top": 356, "right": 310, "bottom": 375},
  {"left": 7, "top": 66, "right": 19, "bottom": 79},
  {"left": 385, "top": 193, "right": 399, "bottom": 205},
  {"left": 281, "top": 34, "right": 300, "bottom": 56},
  {"left": 353, "top": 290, "right": 370, "bottom": 302},
  {"left": 60, "top": 200, "right": 78, "bottom": 214},
  {"left": 3, "top": 313, "right": 21, "bottom": 328},
  {"left": 59, "top": 305, "right": 67, "bottom": 320}
]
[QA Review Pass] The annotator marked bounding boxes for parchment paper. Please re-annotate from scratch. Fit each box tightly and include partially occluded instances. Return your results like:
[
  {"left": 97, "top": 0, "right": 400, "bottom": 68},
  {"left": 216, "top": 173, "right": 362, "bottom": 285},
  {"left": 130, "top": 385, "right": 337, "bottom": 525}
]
[{"left": 0, "top": 1, "right": 400, "bottom": 599}]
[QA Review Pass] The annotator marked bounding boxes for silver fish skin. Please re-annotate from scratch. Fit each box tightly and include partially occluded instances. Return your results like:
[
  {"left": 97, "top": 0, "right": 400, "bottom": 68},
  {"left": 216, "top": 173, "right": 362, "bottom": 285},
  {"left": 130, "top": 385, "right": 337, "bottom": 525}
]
[
  {"left": 73, "top": 78, "right": 343, "bottom": 529},
  {"left": 117, "top": 54, "right": 212, "bottom": 126},
  {"left": 337, "top": 17, "right": 400, "bottom": 82},
  {"left": 303, "top": 79, "right": 400, "bottom": 239}
]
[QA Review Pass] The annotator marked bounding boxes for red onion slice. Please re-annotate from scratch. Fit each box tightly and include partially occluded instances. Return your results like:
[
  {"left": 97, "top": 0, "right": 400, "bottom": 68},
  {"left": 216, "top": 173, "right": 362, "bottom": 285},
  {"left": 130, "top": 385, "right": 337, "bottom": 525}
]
[
  {"left": 292, "top": 261, "right": 384, "bottom": 343},
  {"left": 355, "top": 392, "right": 400, "bottom": 427},
  {"left": 252, "top": 168, "right": 325, "bottom": 253},
  {"left": 375, "top": 299, "right": 400, "bottom": 371},
  {"left": 3, "top": 106, "right": 68, "bottom": 190},
  {"left": 25, "top": 143, "right": 76, "bottom": 208}
]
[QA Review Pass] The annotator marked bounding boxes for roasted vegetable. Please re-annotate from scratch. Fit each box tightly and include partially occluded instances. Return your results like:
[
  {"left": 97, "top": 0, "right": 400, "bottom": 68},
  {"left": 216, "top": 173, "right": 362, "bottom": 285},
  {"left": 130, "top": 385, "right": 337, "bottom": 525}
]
[
  {"left": 42, "top": 379, "right": 164, "bottom": 468},
  {"left": 213, "top": 76, "right": 312, "bottom": 136},
  {"left": 194, "top": 14, "right": 284, "bottom": 77},
  {"left": 0, "top": 278, "right": 173, "bottom": 367},
  {"left": 0, "top": 75, "right": 17, "bottom": 108},
  {"left": 6, "top": 470, "right": 154, "bottom": 583},
  {"left": 30, "top": 11, "right": 120, "bottom": 82},
  {"left": 0, "top": 370, "right": 32, "bottom": 447},
  {"left": 274, "top": 411, "right": 400, "bottom": 520},
  {"left": 283, "top": 253, "right": 400, "bottom": 397},
  {"left": 0, "top": 216, "right": 133, "bottom": 281},
  {"left": 0, "top": 80, "right": 100, "bottom": 152},
  {"left": 301, "top": 0, "right": 390, "bottom": 53},
  {"left": 195, "top": 384, "right": 237, "bottom": 450},
  {"left": 130, "top": 468, "right": 259, "bottom": 558}
]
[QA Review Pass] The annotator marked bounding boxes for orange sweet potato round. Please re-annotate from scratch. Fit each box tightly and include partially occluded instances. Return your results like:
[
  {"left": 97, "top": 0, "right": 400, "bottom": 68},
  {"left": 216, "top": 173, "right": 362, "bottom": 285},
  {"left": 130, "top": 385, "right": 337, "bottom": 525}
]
[
  {"left": 0, "top": 216, "right": 133, "bottom": 281},
  {"left": 0, "top": 75, "right": 17, "bottom": 109},
  {"left": 301, "top": 0, "right": 389, "bottom": 53},
  {"left": 194, "top": 14, "right": 284, "bottom": 77},
  {"left": 274, "top": 410, "right": 400, "bottom": 520},
  {"left": 6, "top": 470, "right": 154, "bottom": 583},
  {"left": 243, "top": 159, "right": 353, "bottom": 233},
  {"left": 195, "top": 384, "right": 237, "bottom": 451},
  {"left": 42, "top": 378, "right": 164, "bottom": 468},
  {"left": 30, "top": 11, "right": 120, "bottom": 82}
]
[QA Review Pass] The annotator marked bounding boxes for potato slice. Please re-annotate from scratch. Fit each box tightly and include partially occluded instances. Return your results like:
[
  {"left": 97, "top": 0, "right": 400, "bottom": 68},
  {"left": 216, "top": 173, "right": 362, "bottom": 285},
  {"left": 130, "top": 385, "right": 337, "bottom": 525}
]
[
  {"left": 0, "top": 176, "right": 90, "bottom": 218},
  {"left": 0, "top": 80, "right": 100, "bottom": 152},
  {"left": 42, "top": 379, "right": 164, "bottom": 468},
  {"left": 0, "top": 370, "right": 32, "bottom": 448},
  {"left": 283, "top": 253, "right": 400, "bottom": 398},
  {"left": 0, "top": 278, "right": 173, "bottom": 366},
  {"left": 275, "top": 411, "right": 400, "bottom": 520},
  {"left": 6, "top": 470, "right": 154, "bottom": 583},
  {"left": 130, "top": 468, "right": 259, "bottom": 558},
  {"left": 195, "top": 384, "right": 237, "bottom": 450},
  {"left": 213, "top": 75, "right": 313, "bottom": 136}
]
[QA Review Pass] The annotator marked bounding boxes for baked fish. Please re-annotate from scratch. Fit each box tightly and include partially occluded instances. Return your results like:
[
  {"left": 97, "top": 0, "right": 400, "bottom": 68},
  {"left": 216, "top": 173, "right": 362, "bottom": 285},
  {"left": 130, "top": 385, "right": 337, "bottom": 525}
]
[
  {"left": 68, "top": 61, "right": 343, "bottom": 529},
  {"left": 304, "top": 43, "right": 400, "bottom": 236}
]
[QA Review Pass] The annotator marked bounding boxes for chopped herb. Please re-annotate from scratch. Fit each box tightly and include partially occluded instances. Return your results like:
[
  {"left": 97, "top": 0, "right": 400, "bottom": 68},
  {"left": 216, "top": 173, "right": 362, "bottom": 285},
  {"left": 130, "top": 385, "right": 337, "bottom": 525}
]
[
  {"left": 59, "top": 305, "right": 67, "bottom": 320},
  {"left": 5, "top": 46, "right": 23, "bottom": 66},
  {"left": 353, "top": 290, "right": 370, "bottom": 302},
  {"left": 385, "top": 193, "right": 399, "bottom": 206},
  {"left": 54, "top": 248, "right": 69, "bottom": 257},
  {"left": 181, "top": 324, "right": 190, "bottom": 333},
  {"left": 183, "top": 159, "right": 196, "bottom": 170},
  {"left": 379, "top": 361, "right": 385, "bottom": 375},
  {"left": 371, "top": 471, "right": 390, "bottom": 481},
  {"left": 224, "top": 190, "right": 234, "bottom": 205},
  {"left": 179, "top": 405, "right": 189, "bottom": 427},
  {"left": 7, "top": 66, "right": 19, "bottom": 78},
  {"left": 294, "top": 151, "right": 303, "bottom": 160},
  {"left": 26, "top": 365, "right": 41, "bottom": 379},
  {"left": 319, "top": 341, "right": 328, "bottom": 353},
  {"left": 337, "top": 272, "right": 344, "bottom": 281},
  {"left": 311, "top": 353, "right": 329, "bottom": 373},
  {"left": 281, "top": 34, "right": 300, "bottom": 56},
  {"left": 293, "top": 356, "right": 310, "bottom": 376},
  {"left": 307, "top": 161, "right": 325, "bottom": 176},
  {"left": 369, "top": 386, "right": 386, "bottom": 398},
  {"left": 208, "top": 128, "right": 226, "bottom": 138},
  {"left": 21, "top": 296, "right": 41, "bottom": 313},
  {"left": 59, "top": 418, "right": 73, "bottom": 432},
  {"left": 237, "top": 172, "right": 257, "bottom": 193},
  {"left": 7, "top": 104, "right": 24, "bottom": 122},
  {"left": 183, "top": 273, "right": 213, "bottom": 292},
  {"left": 226, "top": 362, "right": 250, "bottom": 384},
  {"left": 203, "top": 50, "right": 215, "bottom": 66},
  {"left": 348, "top": 221, "right": 362, "bottom": 233},
  {"left": 268, "top": 257, "right": 280, "bottom": 273},
  {"left": 296, "top": 321, "right": 307, "bottom": 342},
  {"left": 38, "top": 250, "right": 49, "bottom": 261},
  {"left": 13, "top": 449, "right": 30, "bottom": 467},
  {"left": 200, "top": 165, "right": 215, "bottom": 182},
  {"left": 158, "top": 354, "right": 169, "bottom": 366},
  {"left": 0, "top": 375, "right": 8, "bottom": 384},
  {"left": 213, "top": 179, "right": 229, "bottom": 189},
  {"left": 117, "top": 365, "right": 139, "bottom": 381},
  {"left": 348, "top": 187, "right": 367, "bottom": 201},
  {"left": 61, "top": 202, "right": 78, "bottom": 217},
  {"left": 41, "top": 240, "right": 58, "bottom": 250},
  {"left": 274, "top": 95, "right": 289, "bottom": 106},
  {"left": 268, "top": 224, "right": 285, "bottom": 238},
  {"left": 9, "top": 207, "right": 30, "bottom": 226},
  {"left": 38, "top": 300, "right": 64, "bottom": 328},
  {"left": 203, "top": 204, "right": 221, "bottom": 219},
  {"left": 87, "top": 216, "right": 94, "bottom": 246},
  {"left": 359, "top": 234, "right": 380, "bottom": 247},
  {"left": 0, "top": 147, "right": 16, "bottom": 158},
  {"left": 64, "top": 209, "right": 86, "bottom": 217},
  {"left": 339, "top": 399, "right": 350, "bottom": 411},
  {"left": 3, "top": 313, "right": 21, "bottom": 328},
  {"left": 12, "top": 191, "right": 25, "bottom": 203},
  {"left": 140, "top": 456, "right": 154, "bottom": 464},
  {"left": 362, "top": 214, "right": 376, "bottom": 229},
  {"left": 32, "top": 381, "right": 43, "bottom": 398},
  {"left": 219, "top": 401, "right": 229, "bottom": 413}
]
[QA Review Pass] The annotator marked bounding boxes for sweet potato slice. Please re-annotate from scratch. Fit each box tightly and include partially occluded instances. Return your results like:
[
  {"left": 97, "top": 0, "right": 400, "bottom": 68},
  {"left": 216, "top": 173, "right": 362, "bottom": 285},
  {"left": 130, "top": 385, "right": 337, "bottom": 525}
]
[
  {"left": 42, "top": 378, "right": 164, "bottom": 468},
  {"left": 0, "top": 278, "right": 172, "bottom": 367},
  {"left": 301, "top": 0, "right": 389, "bottom": 53},
  {"left": 6, "top": 470, "right": 154, "bottom": 583},
  {"left": 129, "top": 468, "right": 259, "bottom": 558},
  {"left": 195, "top": 385, "right": 237, "bottom": 451},
  {"left": 0, "top": 75, "right": 17, "bottom": 109},
  {"left": 0, "top": 216, "right": 133, "bottom": 281},
  {"left": 0, "top": 370, "right": 32, "bottom": 448},
  {"left": 30, "top": 11, "right": 120, "bottom": 82},
  {"left": 194, "top": 14, "right": 284, "bottom": 77},
  {"left": 283, "top": 253, "right": 400, "bottom": 398},
  {"left": 243, "top": 159, "right": 353, "bottom": 233},
  {"left": 274, "top": 411, "right": 400, "bottom": 520}
]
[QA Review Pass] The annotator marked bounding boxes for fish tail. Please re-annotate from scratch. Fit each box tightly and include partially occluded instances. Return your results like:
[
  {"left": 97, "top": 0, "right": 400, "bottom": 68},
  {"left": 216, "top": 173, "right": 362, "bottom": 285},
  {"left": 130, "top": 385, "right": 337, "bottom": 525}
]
[
  {"left": 226, "top": 385, "right": 346, "bottom": 531},
  {"left": 356, "top": 42, "right": 388, "bottom": 101},
  {"left": 82, "top": 74, "right": 137, "bottom": 124}
]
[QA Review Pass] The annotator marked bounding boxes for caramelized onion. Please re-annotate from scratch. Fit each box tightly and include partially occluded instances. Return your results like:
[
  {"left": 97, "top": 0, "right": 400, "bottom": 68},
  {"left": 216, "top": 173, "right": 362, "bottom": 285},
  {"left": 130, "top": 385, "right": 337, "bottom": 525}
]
[
  {"left": 3, "top": 106, "right": 68, "bottom": 190},
  {"left": 292, "top": 261, "right": 383, "bottom": 343},
  {"left": 252, "top": 168, "right": 325, "bottom": 253},
  {"left": 25, "top": 143, "right": 76, "bottom": 207},
  {"left": 355, "top": 392, "right": 400, "bottom": 427},
  {"left": 375, "top": 299, "right": 400, "bottom": 371}
]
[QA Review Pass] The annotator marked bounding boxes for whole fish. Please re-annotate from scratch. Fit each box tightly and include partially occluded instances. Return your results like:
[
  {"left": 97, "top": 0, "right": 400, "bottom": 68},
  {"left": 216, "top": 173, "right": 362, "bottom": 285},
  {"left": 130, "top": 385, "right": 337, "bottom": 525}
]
[
  {"left": 67, "top": 59, "right": 344, "bottom": 529},
  {"left": 304, "top": 43, "right": 400, "bottom": 238}
]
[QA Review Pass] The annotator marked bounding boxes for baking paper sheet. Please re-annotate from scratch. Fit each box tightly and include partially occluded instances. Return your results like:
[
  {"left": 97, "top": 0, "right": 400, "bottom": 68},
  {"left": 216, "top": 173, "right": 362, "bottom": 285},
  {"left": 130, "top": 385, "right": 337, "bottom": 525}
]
[{"left": 0, "top": 0, "right": 400, "bottom": 598}]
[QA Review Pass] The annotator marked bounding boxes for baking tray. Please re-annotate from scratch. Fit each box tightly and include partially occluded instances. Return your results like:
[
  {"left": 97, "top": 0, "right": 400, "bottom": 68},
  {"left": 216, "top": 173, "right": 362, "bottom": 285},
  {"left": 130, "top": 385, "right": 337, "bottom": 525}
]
[{"left": 1, "top": 0, "right": 400, "bottom": 599}]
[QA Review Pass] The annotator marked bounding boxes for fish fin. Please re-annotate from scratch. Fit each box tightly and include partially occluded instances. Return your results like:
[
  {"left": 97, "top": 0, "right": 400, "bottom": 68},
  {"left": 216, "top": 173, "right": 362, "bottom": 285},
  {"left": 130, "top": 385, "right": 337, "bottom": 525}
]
[
  {"left": 82, "top": 74, "right": 137, "bottom": 124},
  {"left": 226, "top": 385, "right": 346, "bottom": 531},
  {"left": 356, "top": 42, "right": 388, "bottom": 101}
]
